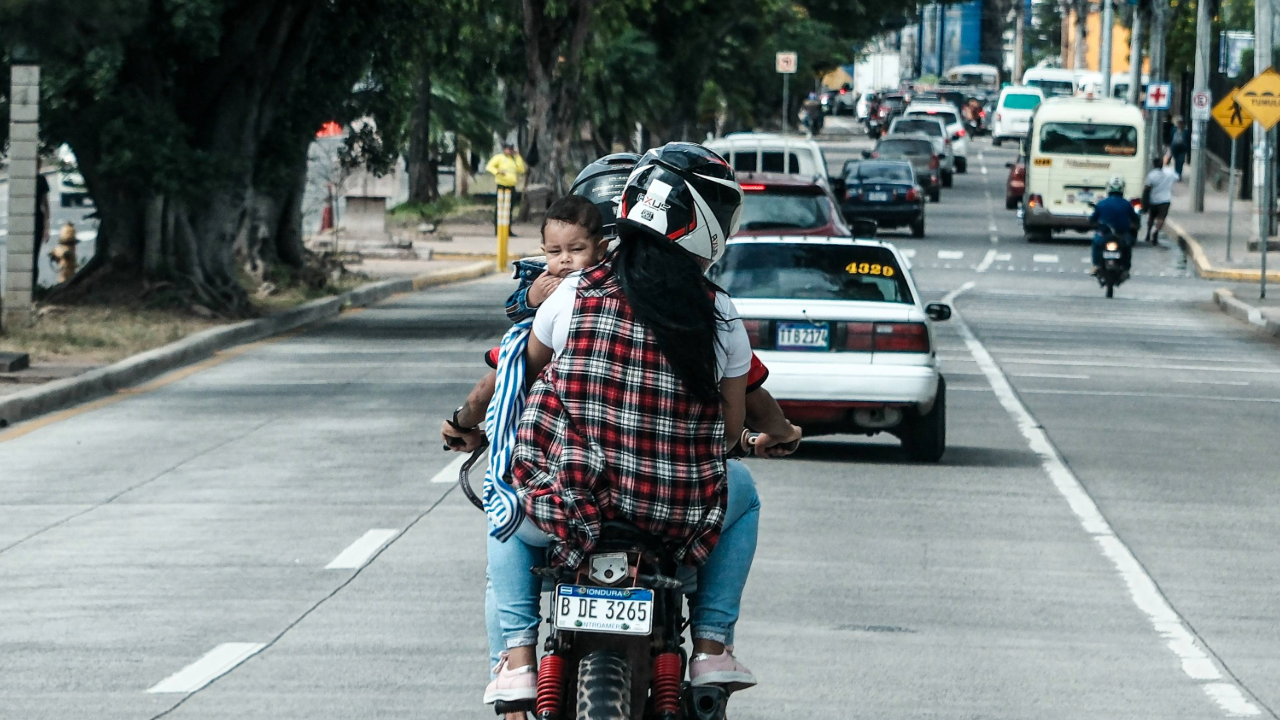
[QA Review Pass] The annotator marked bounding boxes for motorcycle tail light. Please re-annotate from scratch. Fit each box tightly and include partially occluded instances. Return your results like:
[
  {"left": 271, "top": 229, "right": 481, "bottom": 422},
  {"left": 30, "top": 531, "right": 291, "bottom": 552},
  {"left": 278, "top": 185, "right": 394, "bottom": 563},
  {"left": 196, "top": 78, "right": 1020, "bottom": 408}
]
[
  {"left": 1106, "top": 241, "right": 1120, "bottom": 251},
  {"left": 741, "top": 319, "right": 774, "bottom": 350},
  {"left": 1130, "top": 197, "right": 1143, "bottom": 212},
  {"left": 844, "top": 322, "right": 874, "bottom": 351},
  {"left": 873, "top": 323, "right": 930, "bottom": 353}
]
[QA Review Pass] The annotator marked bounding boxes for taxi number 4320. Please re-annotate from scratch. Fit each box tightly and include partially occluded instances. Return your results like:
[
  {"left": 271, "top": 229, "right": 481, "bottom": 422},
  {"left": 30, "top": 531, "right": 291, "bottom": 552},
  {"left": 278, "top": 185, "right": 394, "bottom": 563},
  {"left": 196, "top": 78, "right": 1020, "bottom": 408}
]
[{"left": 845, "top": 262, "right": 895, "bottom": 276}]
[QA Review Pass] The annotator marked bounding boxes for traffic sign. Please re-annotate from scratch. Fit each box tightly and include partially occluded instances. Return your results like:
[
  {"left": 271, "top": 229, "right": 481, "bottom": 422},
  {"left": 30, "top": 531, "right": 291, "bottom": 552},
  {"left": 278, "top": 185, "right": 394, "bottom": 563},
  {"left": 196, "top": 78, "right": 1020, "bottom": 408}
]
[
  {"left": 775, "top": 51, "right": 797, "bottom": 74},
  {"left": 1237, "top": 68, "right": 1280, "bottom": 129},
  {"left": 1212, "top": 91, "right": 1252, "bottom": 139},
  {"left": 1191, "top": 90, "right": 1212, "bottom": 121},
  {"left": 1144, "top": 82, "right": 1171, "bottom": 110}
]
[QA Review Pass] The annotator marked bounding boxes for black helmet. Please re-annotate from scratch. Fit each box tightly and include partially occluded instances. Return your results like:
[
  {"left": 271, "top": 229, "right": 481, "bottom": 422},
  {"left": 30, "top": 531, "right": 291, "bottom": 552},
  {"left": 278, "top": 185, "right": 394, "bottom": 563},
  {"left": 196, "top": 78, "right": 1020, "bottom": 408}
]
[
  {"left": 569, "top": 152, "right": 641, "bottom": 237},
  {"left": 617, "top": 142, "right": 743, "bottom": 264}
]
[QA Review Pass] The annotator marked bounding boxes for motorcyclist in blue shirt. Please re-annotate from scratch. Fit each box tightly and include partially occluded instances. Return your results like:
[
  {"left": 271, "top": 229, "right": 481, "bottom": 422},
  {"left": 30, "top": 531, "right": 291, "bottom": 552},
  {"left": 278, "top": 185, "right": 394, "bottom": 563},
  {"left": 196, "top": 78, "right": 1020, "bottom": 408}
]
[{"left": 1088, "top": 176, "right": 1139, "bottom": 273}]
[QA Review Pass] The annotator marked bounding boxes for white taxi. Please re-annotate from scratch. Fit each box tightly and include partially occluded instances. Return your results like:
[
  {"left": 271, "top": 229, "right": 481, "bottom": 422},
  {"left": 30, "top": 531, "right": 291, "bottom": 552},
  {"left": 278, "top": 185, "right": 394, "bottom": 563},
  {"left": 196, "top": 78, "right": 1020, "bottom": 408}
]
[{"left": 706, "top": 235, "right": 951, "bottom": 462}]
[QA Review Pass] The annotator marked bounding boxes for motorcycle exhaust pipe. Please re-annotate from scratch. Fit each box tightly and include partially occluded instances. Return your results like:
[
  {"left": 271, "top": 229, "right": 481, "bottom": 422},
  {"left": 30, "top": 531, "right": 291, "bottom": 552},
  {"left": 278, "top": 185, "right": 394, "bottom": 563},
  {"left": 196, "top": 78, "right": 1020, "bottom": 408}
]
[{"left": 685, "top": 685, "right": 729, "bottom": 720}]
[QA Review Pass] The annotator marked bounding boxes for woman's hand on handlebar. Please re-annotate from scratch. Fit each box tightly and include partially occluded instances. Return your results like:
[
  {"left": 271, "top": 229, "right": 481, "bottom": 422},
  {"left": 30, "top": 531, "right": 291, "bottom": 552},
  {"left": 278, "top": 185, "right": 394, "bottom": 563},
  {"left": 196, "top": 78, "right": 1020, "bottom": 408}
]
[{"left": 441, "top": 420, "right": 486, "bottom": 453}]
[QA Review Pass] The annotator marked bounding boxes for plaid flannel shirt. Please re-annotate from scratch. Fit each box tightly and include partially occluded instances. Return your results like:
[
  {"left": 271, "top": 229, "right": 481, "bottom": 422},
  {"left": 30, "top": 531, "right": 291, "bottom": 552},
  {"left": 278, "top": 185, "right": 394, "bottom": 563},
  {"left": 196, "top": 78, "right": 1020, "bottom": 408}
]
[{"left": 511, "top": 263, "right": 727, "bottom": 569}]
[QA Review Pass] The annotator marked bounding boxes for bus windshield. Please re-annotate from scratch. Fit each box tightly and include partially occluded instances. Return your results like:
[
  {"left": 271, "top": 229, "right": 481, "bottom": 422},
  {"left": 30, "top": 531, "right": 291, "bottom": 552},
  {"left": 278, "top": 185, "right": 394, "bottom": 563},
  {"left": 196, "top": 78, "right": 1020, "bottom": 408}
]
[
  {"left": 1028, "top": 79, "right": 1074, "bottom": 96},
  {"left": 1039, "top": 122, "right": 1138, "bottom": 157}
]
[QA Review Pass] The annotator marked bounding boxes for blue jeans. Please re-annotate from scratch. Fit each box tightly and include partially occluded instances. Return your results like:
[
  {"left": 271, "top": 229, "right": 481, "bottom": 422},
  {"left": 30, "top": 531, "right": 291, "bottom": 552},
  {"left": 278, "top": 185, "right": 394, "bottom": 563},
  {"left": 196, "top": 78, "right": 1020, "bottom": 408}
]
[{"left": 485, "top": 460, "right": 761, "bottom": 670}]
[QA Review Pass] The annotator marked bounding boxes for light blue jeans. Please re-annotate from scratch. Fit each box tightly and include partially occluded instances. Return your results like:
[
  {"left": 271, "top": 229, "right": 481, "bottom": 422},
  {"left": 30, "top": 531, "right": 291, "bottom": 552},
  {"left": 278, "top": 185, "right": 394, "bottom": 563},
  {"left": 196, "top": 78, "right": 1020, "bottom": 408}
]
[{"left": 485, "top": 460, "right": 761, "bottom": 670}]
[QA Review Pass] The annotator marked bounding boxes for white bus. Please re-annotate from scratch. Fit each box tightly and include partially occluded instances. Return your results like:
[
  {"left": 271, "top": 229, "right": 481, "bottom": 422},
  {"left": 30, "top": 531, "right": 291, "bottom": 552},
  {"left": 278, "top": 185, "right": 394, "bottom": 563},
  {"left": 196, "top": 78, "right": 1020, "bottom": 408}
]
[
  {"left": 1021, "top": 67, "right": 1077, "bottom": 98},
  {"left": 1022, "top": 97, "right": 1146, "bottom": 242},
  {"left": 942, "top": 64, "right": 1000, "bottom": 94}
]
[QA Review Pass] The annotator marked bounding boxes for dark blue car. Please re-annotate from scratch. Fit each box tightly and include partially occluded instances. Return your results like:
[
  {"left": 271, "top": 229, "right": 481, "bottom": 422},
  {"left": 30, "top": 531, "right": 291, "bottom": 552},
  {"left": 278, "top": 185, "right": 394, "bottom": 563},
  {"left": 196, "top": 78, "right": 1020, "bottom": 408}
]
[{"left": 839, "top": 160, "right": 927, "bottom": 238}]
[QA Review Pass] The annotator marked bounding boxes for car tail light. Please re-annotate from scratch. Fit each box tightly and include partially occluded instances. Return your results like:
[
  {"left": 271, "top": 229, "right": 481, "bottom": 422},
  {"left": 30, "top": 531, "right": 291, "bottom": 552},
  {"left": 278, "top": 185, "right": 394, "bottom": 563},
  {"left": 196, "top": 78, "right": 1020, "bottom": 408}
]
[
  {"left": 869, "top": 151, "right": 879, "bottom": 159},
  {"left": 741, "top": 319, "right": 774, "bottom": 350},
  {"left": 905, "top": 187, "right": 919, "bottom": 202},
  {"left": 929, "top": 155, "right": 939, "bottom": 169},
  {"left": 839, "top": 88, "right": 847, "bottom": 94},
  {"left": 996, "top": 112, "right": 1002, "bottom": 122},
  {"left": 1027, "top": 193, "right": 1043, "bottom": 208},
  {"left": 1130, "top": 197, "right": 1143, "bottom": 213},
  {"left": 955, "top": 129, "right": 966, "bottom": 138},
  {"left": 873, "top": 323, "right": 930, "bottom": 353},
  {"left": 980, "top": 110, "right": 986, "bottom": 117},
  {"left": 740, "top": 184, "right": 766, "bottom": 192},
  {"left": 843, "top": 322, "right": 874, "bottom": 351}
]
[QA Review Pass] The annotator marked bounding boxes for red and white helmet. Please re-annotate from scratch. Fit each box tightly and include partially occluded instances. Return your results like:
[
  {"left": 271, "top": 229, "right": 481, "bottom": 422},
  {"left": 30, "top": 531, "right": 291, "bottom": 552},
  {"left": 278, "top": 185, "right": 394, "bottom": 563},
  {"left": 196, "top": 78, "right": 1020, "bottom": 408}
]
[{"left": 618, "top": 143, "right": 743, "bottom": 265}]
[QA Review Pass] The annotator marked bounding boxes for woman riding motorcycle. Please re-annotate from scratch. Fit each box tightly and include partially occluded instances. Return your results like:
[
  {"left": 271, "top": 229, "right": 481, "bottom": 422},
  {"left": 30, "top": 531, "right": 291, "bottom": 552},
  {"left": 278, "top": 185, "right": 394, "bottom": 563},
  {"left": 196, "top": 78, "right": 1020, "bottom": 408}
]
[{"left": 485, "top": 143, "right": 767, "bottom": 706}]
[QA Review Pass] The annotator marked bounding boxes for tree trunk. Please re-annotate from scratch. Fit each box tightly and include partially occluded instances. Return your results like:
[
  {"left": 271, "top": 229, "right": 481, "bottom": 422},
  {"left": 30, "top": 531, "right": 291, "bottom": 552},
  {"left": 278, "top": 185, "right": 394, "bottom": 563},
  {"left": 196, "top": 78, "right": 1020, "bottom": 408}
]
[
  {"left": 409, "top": 63, "right": 439, "bottom": 205},
  {"left": 521, "top": 0, "right": 595, "bottom": 199},
  {"left": 1072, "top": 0, "right": 1090, "bottom": 70}
]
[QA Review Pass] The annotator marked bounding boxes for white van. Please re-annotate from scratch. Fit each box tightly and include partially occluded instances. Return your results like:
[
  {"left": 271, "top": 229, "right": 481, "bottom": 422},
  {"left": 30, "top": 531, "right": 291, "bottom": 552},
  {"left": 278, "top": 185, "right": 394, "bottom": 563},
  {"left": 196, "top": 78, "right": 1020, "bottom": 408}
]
[
  {"left": 991, "top": 86, "right": 1044, "bottom": 146},
  {"left": 1110, "top": 72, "right": 1149, "bottom": 100},
  {"left": 706, "top": 133, "right": 830, "bottom": 187},
  {"left": 1021, "top": 67, "right": 1077, "bottom": 98},
  {"left": 1022, "top": 97, "right": 1145, "bottom": 241}
]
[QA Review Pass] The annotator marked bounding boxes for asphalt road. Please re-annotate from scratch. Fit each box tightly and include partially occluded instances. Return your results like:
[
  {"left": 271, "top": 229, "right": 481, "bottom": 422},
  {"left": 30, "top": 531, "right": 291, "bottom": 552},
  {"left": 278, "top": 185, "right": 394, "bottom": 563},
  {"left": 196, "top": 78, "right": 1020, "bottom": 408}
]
[{"left": 1, "top": 126, "right": 1278, "bottom": 719}]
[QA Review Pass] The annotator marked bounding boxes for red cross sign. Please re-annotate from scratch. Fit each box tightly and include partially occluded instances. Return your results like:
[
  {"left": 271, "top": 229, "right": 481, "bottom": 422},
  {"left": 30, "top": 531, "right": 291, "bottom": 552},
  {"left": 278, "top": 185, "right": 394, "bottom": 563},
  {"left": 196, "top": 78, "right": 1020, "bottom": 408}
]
[{"left": 1145, "top": 82, "right": 1171, "bottom": 110}]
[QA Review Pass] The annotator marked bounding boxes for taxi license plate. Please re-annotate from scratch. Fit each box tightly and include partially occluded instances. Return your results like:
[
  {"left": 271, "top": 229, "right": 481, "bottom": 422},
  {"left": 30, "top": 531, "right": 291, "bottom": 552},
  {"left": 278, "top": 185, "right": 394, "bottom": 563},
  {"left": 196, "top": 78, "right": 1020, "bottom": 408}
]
[
  {"left": 867, "top": 191, "right": 889, "bottom": 202},
  {"left": 554, "top": 584, "right": 653, "bottom": 636},
  {"left": 1103, "top": 250, "right": 1122, "bottom": 259},
  {"left": 776, "top": 322, "right": 829, "bottom": 351}
]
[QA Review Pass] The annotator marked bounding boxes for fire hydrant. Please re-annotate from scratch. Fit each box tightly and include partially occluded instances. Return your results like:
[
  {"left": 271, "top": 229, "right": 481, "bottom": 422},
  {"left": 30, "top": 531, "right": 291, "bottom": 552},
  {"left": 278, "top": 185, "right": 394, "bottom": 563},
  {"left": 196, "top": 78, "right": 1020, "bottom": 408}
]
[{"left": 49, "top": 222, "right": 78, "bottom": 284}]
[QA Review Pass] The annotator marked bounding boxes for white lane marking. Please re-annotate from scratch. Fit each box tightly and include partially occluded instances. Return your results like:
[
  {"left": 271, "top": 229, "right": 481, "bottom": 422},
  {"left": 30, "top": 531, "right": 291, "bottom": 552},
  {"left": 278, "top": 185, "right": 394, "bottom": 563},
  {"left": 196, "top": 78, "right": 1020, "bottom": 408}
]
[
  {"left": 1011, "top": 372, "right": 1090, "bottom": 380},
  {"left": 941, "top": 281, "right": 974, "bottom": 305},
  {"left": 992, "top": 358, "right": 1280, "bottom": 374},
  {"left": 976, "top": 249, "right": 997, "bottom": 273},
  {"left": 948, "top": 348, "right": 1277, "bottom": 365},
  {"left": 1173, "top": 379, "right": 1250, "bottom": 387},
  {"left": 980, "top": 165, "right": 988, "bottom": 175},
  {"left": 147, "top": 643, "right": 267, "bottom": 694},
  {"left": 430, "top": 453, "right": 470, "bottom": 484},
  {"left": 947, "top": 288, "right": 1262, "bottom": 717},
  {"left": 990, "top": 234, "right": 999, "bottom": 244},
  {"left": 996, "top": 253, "right": 1012, "bottom": 261},
  {"left": 1020, "top": 388, "right": 1280, "bottom": 403},
  {"left": 937, "top": 250, "right": 964, "bottom": 260},
  {"left": 1033, "top": 253, "right": 1060, "bottom": 263},
  {"left": 988, "top": 223, "right": 998, "bottom": 232},
  {"left": 326, "top": 529, "right": 399, "bottom": 570},
  {"left": 900, "top": 248, "right": 916, "bottom": 258},
  {"left": 1081, "top": 257, "right": 1093, "bottom": 263}
]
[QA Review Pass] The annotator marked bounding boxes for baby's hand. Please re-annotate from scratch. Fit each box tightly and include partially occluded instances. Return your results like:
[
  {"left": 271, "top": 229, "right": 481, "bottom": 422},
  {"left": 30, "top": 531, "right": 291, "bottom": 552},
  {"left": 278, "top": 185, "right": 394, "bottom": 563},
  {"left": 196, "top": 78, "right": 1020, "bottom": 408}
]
[{"left": 526, "top": 271, "right": 563, "bottom": 308}]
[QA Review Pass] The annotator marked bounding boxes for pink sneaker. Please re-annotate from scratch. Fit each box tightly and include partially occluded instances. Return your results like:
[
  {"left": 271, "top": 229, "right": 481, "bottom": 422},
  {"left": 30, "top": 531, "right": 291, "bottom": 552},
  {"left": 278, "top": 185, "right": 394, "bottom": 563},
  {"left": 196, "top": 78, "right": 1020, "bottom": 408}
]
[
  {"left": 689, "top": 647, "right": 757, "bottom": 693},
  {"left": 484, "top": 652, "right": 537, "bottom": 704}
]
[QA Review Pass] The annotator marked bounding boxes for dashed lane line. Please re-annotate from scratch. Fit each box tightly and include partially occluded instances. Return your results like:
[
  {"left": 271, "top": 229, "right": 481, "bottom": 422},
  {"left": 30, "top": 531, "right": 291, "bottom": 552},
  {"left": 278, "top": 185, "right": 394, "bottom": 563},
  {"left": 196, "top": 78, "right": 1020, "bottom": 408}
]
[
  {"left": 946, "top": 281, "right": 1266, "bottom": 718},
  {"left": 325, "top": 529, "right": 400, "bottom": 570},
  {"left": 1033, "top": 254, "right": 1060, "bottom": 263},
  {"left": 147, "top": 643, "right": 267, "bottom": 694},
  {"left": 976, "top": 249, "right": 997, "bottom": 273},
  {"left": 430, "top": 453, "right": 470, "bottom": 484},
  {"left": 938, "top": 250, "right": 964, "bottom": 260}
]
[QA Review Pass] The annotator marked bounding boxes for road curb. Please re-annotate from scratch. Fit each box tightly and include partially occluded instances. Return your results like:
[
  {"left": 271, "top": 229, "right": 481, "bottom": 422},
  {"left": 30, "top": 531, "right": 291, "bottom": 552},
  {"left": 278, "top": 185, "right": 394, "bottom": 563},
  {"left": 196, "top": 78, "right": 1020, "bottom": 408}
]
[
  {"left": 1212, "top": 288, "right": 1280, "bottom": 337},
  {"left": 0, "top": 260, "right": 495, "bottom": 428},
  {"left": 1167, "top": 219, "right": 1280, "bottom": 282}
]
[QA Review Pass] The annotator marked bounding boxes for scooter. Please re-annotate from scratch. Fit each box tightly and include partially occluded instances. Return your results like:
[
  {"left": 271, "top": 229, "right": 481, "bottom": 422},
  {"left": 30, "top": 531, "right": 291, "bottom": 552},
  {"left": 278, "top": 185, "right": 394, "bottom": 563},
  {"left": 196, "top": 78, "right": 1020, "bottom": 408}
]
[
  {"left": 460, "top": 449, "right": 734, "bottom": 720},
  {"left": 1093, "top": 225, "right": 1131, "bottom": 298}
]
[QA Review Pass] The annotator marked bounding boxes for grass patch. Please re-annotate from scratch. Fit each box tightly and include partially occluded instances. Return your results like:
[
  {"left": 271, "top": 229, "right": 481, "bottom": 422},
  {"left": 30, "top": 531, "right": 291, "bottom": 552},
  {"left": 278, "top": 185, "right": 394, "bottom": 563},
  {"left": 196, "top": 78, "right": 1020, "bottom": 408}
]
[
  {"left": 390, "top": 195, "right": 486, "bottom": 223},
  {"left": 0, "top": 306, "right": 221, "bottom": 364}
]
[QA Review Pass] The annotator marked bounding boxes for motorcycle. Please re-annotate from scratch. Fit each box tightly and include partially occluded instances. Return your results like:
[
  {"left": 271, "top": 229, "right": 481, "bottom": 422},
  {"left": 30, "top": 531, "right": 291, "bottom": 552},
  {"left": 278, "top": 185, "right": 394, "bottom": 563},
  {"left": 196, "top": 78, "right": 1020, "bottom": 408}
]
[
  {"left": 1093, "top": 225, "right": 1131, "bottom": 298},
  {"left": 459, "top": 449, "right": 732, "bottom": 720}
]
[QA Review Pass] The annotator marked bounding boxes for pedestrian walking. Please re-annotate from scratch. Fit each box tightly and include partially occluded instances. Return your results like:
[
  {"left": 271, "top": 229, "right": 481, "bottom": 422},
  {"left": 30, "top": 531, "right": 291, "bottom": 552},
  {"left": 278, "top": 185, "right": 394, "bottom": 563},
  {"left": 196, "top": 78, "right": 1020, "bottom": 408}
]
[
  {"left": 485, "top": 144, "right": 526, "bottom": 235},
  {"left": 1143, "top": 155, "right": 1178, "bottom": 245},
  {"left": 33, "top": 162, "right": 51, "bottom": 294},
  {"left": 1169, "top": 118, "right": 1189, "bottom": 179}
]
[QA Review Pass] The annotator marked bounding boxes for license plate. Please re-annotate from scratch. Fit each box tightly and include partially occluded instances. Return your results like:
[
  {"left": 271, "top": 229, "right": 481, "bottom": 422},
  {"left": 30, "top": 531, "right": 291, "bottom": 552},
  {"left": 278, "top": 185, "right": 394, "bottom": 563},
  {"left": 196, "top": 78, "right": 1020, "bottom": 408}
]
[
  {"left": 867, "top": 191, "right": 889, "bottom": 202},
  {"left": 1103, "top": 250, "right": 1122, "bottom": 259},
  {"left": 554, "top": 584, "right": 653, "bottom": 635},
  {"left": 1075, "top": 191, "right": 1095, "bottom": 203},
  {"left": 776, "top": 322, "right": 829, "bottom": 351}
]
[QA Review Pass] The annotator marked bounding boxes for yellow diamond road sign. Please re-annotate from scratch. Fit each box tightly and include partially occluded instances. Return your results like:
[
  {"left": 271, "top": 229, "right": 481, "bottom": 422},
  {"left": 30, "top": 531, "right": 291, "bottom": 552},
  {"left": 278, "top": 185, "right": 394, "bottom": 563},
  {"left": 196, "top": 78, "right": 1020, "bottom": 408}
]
[
  {"left": 1236, "top": 67, "right": 1280, "bottom": 130},
  {"left": 1212, "top": 91, "right": 1252, "bottom": 140}
]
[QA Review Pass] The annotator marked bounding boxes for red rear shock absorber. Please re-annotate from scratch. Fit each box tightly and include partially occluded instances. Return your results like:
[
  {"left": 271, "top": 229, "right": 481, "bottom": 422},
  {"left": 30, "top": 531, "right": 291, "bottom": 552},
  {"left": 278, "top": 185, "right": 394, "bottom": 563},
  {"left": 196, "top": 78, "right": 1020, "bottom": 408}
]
[
  {"left": 652, "top": 652, "right": 682, "bottom": 716},
  {"left": 535, "top": 653, "right": 565, "bottom": 718}
]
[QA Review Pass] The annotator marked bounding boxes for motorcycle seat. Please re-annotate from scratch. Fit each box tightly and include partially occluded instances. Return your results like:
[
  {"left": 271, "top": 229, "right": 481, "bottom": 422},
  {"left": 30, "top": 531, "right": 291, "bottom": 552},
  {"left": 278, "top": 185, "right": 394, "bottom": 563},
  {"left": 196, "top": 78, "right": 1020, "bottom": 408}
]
[{"left": 598, "top": 520, "right": 672, "bottom": 556}]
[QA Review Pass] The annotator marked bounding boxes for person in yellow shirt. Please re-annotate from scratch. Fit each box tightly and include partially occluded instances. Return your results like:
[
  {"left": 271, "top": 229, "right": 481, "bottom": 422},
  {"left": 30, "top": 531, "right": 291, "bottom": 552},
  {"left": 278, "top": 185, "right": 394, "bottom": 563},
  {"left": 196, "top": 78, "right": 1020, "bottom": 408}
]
[{"left": 485, "top": 144, "right": 526, "bottom": 233}]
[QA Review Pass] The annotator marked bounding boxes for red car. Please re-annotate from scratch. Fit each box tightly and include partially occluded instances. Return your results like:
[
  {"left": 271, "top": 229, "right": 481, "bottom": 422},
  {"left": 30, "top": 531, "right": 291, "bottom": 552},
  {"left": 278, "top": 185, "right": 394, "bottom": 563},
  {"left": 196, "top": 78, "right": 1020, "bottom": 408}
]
[
  {"left": 733, "top": 172, "right": 852, "bottom": 237},
  {"left": 1005, "top": 144, "right": 1027, "bottom": 210}
]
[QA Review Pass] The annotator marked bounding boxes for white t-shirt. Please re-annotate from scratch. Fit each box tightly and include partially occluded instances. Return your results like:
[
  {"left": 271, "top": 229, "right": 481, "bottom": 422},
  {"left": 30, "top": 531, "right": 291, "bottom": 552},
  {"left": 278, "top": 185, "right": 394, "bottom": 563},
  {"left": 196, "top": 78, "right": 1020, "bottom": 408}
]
[
  {"left": 531, "top": 272, "right": 752, "bottom": 380},
  {"left": 1144, "top": 167, "right": 1178, "bottom": 204}
]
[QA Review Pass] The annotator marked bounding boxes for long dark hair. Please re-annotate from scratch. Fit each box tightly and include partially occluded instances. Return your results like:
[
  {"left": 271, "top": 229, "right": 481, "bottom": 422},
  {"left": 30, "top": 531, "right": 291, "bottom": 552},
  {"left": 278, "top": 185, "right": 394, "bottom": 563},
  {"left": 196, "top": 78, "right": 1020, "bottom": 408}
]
[{"left": 613, "top": 227, "right": 723, "bottom": 403}]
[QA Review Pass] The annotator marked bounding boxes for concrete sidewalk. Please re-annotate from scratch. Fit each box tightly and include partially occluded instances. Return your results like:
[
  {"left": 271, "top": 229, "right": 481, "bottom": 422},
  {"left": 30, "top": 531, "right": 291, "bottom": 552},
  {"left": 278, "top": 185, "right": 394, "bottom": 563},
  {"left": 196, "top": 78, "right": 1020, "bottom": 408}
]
[{"left": 1164, "top": 177, "right": 1280, "bottom": 282}]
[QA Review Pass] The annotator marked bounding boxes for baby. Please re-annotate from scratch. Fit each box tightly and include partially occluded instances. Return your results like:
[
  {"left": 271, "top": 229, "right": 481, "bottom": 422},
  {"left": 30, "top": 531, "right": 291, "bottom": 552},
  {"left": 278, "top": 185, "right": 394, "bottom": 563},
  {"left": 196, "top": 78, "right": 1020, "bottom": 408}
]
[{"left": 504, "top": 195, "right": 610, "bottom": 322}]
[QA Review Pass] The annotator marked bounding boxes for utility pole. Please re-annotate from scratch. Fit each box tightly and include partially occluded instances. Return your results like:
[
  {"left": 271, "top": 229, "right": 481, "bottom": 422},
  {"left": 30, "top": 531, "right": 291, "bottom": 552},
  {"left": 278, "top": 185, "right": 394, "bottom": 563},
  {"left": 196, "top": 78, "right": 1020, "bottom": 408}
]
[
  {"left": 2, "top": 47, "right": 41, "bottom": 331},
  {"left": 1013, "top": 0, "right": 1026, "bottom": 82},
  {"left": 1147, "top": 0, "right": 1170, "bottom": 162},
  {"left": 937, "top": 4, "right": 947, "bottom": 76},
  {"left": 1126, "top": 3, "right": 1145, "bottom": 105},
  {"left": 1254, "top": 0, "right": 1274, "bottom": 252},
  {"left": 1189, "top": 0, "right": 1212, "bottom": 211},
  {"left": 1100, "top": 0, "right": 1115, "bottom": 97}
]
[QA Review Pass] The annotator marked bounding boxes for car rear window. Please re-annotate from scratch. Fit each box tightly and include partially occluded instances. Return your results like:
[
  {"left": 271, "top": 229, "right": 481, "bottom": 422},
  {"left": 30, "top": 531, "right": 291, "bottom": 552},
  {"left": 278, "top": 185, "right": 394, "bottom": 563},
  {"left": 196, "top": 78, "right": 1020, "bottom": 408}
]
[
  {"left": 1028, "top": 79, "right": 1074, "bottom": 96},
  {"left": 850, "top": 162, "right": 913, "bottom": 182},
  {"left": 909, "top": 109, "right": 958, "bottom": 125},
  {"left": 877, "top": 139, "right": 933, "bottom": 156},
  {"left": 729, "top": 151, "right": 800, "bottom": 174},
  {"left": 1039, "top": 122, "right": 1139, "bottom": 156},
  {"left": 738, "top": 191, "right": 830, "bottom": 231},
  {"left": 707, "top": 243, "right": 913, "bottom": 304},
  {"left": 1001, "top": 93, "right": 1041, "bottom": 110},
  {"left": 893, "top": 119, "right": 943, "bottom": 136}
]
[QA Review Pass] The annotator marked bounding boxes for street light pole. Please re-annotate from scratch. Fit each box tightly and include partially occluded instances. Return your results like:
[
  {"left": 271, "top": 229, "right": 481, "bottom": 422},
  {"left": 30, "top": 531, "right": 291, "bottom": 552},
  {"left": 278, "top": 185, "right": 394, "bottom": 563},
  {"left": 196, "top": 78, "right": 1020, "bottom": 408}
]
[
  {"left": 1189, "top": 0, "right": 1212, "bottom": 212},
  {"left": 1126, "top": 4, "right": 1144, "bottom": 105},
  {"left": 1100, "top": 0, "right": 1115, "bottom": 97},
  {"left": 1013, "top": 0, "right": 1026, "bottom": 83},
  {"left": 1254, "top": 0, "right": 1273, "bottom": 272}
]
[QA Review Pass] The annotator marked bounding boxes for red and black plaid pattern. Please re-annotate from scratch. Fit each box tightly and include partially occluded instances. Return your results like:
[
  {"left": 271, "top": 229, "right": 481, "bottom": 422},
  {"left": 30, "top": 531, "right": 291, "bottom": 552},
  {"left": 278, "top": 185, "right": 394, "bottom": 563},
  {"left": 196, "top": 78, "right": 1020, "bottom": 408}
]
[{"left": 511, "top": 263, "right": 727, "bottom": 568}]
